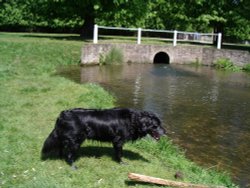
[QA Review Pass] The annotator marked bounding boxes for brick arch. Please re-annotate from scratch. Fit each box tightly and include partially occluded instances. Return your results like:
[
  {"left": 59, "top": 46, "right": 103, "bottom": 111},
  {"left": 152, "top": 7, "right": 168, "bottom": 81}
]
[{"left": 153, "top": 51, "right": 170, "bottom": 64}]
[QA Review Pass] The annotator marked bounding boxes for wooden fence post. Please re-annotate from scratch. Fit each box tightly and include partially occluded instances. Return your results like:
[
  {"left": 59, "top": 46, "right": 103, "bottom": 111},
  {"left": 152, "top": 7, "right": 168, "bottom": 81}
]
[
  {"left": 217, "top": 33, "right": 222, "bottom": 49},
  {"left": 137, "top": 28, "right": 142, "bottom": 44},
  {"left": 93, "top": 24, "right": 98, "bottom": 44},
  {"left": 173, "top": 30, "right": 178, "bottom": 46}
]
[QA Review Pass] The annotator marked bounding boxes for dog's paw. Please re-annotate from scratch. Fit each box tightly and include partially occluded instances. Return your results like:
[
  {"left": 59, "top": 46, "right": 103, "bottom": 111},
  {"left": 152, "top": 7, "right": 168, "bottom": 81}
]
[
  {"left": 119, "top": 161, "right": 128, "bottom": 165},
  {"left": 71, "top": 165, "right": 78, "bottom": 170}
]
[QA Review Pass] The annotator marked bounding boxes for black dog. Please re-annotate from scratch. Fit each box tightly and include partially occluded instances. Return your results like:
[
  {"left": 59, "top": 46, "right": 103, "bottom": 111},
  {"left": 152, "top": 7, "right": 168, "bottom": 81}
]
[{"left": 41, "top": 108, "right": 166, "bottom": 168}]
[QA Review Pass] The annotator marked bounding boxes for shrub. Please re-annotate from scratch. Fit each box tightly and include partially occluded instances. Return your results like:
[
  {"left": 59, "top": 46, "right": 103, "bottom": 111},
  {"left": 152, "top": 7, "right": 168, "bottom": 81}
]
[
  {"left": 242, "top": 63, "right": 250, "bottom": 72},
  {"left": 99, "top": 47, "right": 124, "bottom": 65},
  {"left": 214, "top": 58, "right": 241, "bottom": 71}
]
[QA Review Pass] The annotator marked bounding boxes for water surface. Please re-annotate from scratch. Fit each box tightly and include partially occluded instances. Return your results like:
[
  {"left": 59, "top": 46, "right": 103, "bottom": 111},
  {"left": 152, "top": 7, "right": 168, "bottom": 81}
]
[{"left": 58, "top": 63, "right": 250, "bottom": 187}]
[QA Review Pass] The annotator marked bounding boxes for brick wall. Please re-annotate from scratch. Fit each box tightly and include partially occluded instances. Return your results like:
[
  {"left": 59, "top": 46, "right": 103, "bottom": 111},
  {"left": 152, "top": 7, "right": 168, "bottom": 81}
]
[{"left": 81, "top": 44, "right": 250, "bottom": 67}]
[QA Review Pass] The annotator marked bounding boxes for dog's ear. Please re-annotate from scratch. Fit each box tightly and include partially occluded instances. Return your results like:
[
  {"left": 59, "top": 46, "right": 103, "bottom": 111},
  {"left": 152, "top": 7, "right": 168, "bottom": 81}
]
[
  {"left": 138, "top": 111, "right": 153, "bottom": 132},
  {"left": 151, "top": 115, "right": 162, "bottom": 128},
  {"left": 131, "top": 110, "right": 160, "bottom": 133},
  {"left": 131, "top": 111, "right": 146, "bottom": 132},
  {"left": 141, "top": 111, "right": 162, "bottom": 128}
]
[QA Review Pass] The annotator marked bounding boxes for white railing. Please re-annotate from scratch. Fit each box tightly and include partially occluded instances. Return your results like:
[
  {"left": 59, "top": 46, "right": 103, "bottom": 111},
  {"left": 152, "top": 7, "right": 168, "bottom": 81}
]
[{"left": 93, "top": 24, "right": 222, "bottom": 49}]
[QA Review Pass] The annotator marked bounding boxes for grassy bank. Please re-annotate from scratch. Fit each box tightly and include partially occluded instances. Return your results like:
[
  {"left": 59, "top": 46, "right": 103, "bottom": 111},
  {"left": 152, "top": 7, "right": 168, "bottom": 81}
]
[
  {"left": 213, "top": 58, "right": 250, "bottom": 72},
  {"left": 0, "top": 32, "right": 237, "bottom": 187}
]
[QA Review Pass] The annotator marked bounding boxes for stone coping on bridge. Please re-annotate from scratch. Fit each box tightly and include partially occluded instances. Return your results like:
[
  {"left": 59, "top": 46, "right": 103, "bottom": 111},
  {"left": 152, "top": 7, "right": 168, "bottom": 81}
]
[{"left": 81, "top": 43, "right": 250, "bottom": 67}]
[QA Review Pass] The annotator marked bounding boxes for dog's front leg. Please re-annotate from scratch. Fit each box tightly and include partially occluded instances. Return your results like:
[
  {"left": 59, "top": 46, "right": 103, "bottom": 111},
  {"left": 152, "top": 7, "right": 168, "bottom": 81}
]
[
  {"left": 63, "top": 139, "right": 79, "bottom": 170},
  {"left": 112, "top": 140, "right": 124, "bottom": 163}
]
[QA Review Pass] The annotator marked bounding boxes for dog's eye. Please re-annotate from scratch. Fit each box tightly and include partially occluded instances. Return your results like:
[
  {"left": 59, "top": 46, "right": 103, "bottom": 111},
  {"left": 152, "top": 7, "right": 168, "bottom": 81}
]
[{"left": 152, "top": 125, "right": 158, "bottom": 129}]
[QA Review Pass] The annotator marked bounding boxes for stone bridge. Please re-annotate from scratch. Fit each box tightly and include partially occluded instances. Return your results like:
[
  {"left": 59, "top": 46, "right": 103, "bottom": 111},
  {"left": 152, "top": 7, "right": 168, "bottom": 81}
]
[{"left": 81, "top": 44, "right": 250, "bottom": 67}]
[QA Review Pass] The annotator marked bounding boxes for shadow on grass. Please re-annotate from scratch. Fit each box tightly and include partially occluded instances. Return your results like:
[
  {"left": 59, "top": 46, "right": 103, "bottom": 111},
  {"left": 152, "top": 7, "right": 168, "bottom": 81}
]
[
  {"left": 41, "top": 145, "right": 149, "bottom": 163},
  {"left": 22, "top": 34, "right": 91, "bottom": 42},
  {"left": 222, "top": 44, "right": 250, "bottom": 52},
  {"left": 78, "top": 146, "right": 149, "bottom": 162},
  {"left": 125, "top": 180, "right": 165, "bottom": 187}
]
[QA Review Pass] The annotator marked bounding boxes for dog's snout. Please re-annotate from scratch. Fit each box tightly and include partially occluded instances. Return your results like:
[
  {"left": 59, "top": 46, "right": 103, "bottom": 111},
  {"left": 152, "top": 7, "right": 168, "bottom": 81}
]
[{"left": 161, "top": 127, "right": 167, "bottom": 135}]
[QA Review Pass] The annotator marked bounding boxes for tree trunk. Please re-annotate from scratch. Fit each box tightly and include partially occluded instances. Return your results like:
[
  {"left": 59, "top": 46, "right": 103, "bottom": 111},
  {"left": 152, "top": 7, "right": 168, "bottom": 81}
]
[
  {"left": 80, "top": 14, "right": 95, "bottom": 38},
  {"left": 213, "top": 23, "right": 224, "bottom": 46}
]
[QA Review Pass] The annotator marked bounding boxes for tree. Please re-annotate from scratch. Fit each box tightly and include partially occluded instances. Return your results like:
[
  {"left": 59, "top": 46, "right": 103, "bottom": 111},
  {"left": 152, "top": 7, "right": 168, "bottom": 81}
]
[
  {"left": 96, "top": 1, "right": 149, "bottom": 28},
  {"left": 0, "top": 0, "right": 248, "bottom": 42},
  {"left": 42, "top": 0, "right": 149, "bottom": 37},
  {"left": 0, "top": 0, "right": 81, "bottom": 32},
  {"left": 183, "top": 0, "right": 250, "bottom": 43},
  {"left": 224, "top": 0, "right": 250, "bottom": 41},
  {"left": 143, "top": 0, "right": 191, "bottom": 31},
  {"left": 0, "top": 0, "right": 31, "bottom": 30}
]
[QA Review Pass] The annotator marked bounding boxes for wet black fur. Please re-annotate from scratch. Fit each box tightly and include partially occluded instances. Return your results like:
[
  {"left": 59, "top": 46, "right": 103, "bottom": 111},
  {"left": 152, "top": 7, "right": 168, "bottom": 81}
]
[{"left": 41, "top": 108, "right": 166, "bottom": 167}]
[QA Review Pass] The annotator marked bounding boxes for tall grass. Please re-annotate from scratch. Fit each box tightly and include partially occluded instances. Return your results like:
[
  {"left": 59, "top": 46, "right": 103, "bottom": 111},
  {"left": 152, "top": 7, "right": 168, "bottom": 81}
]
[
  {"left": 213, "top": 58, "right": 250, "bottom": 73},
  {"left": 214, "top": 58, "right": 241, "bottom": 72},
  {"left": 99, "top": 47, "right": 124, "bottom": 65},
  {"left": 0, "top": 32, "right": 237, "bottom": 187},
  {"left": 242, "top": 63, "right": 250, "bottom": 72}
]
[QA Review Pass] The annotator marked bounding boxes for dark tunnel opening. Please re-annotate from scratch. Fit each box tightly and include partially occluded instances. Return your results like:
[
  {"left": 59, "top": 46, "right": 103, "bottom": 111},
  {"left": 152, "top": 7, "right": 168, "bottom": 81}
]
[{"left": 153, "top": 52, "right": 170, "bottom": 64}]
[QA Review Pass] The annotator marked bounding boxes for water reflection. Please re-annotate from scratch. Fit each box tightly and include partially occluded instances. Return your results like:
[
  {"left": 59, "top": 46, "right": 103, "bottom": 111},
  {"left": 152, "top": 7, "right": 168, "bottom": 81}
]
[{"left": 57, "top": 63, "right": 250, "bottom": 187}]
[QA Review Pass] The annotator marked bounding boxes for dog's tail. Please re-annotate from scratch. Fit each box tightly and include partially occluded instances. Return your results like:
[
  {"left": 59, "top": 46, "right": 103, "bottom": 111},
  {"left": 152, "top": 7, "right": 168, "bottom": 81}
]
[{"left": 41, "top": 118, "right": 62, "bottom": 160}]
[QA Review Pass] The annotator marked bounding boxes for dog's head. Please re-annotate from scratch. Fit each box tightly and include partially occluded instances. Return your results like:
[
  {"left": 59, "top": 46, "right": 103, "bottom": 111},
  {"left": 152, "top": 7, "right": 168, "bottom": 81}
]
[{"left": 138, "top": 111, "right": 166, "bottom": 140}]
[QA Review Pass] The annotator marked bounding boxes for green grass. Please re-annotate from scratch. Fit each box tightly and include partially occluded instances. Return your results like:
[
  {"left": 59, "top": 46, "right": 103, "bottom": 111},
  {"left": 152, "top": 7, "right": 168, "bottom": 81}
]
[
  {"left": 214, "top": 58, "right": 250, "bottom": 73},
  {"left": 0, "top": 32, "right": 237, "bottom": 187},
  {"left": 243, "top": 63, "right": 250, "bottom": 72},
  {"left": 214, "top": 58, "right": 242, "bottom": 72},
  {"left": 99, "top": 47, "right": 124, "bottom": 65}
]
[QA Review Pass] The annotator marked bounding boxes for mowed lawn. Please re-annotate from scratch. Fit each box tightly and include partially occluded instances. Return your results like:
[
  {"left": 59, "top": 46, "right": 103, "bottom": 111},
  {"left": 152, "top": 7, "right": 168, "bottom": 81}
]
[{"left": 0, "top": 32, "right": 237, "bottom": 188}]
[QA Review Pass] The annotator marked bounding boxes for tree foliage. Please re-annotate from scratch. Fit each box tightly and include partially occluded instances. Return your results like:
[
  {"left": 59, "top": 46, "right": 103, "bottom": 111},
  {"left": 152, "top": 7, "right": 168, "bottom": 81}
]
[{"left": 0, "top": 0, "right": 249, "bottom": 40}]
